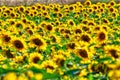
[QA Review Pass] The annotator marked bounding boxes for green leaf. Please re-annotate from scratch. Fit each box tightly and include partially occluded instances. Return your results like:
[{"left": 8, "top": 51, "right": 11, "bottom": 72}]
[
  {"left": 112, "top": 41, "right": 120, "bottom": 45},
  {"left": 97, "top": 57, "right": 112, "bottom": 63},
  {"left": 44, "top": 45, "right": 52, "bottom": 54},
  {"left": 117, "top": 16, "right": 120, "bottom": 20},
  {"left": 30, "top": 67, "right": 45, "bottom": 73},
  {"left": 27, "top": 47, "right": 36, "bottom": 53},
  {"left": 61, "top": 45, "right": 67, "bottom": 51},
  {"left": 64, "top": 69, "right": 80, "bottom": 76},
  {"left": 43, "top": 73, "right": 60, "bottom": 80},
  {"left": 88, "top": 74, "right": 94, "bottom": 80}
]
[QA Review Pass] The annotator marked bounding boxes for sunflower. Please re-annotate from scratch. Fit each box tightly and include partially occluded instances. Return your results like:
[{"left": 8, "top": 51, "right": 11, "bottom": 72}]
[
  {"left": 8, "top": 19, "right": 16, "bottom": 26},
  {"left": 11, "top": 37, "right": 27, "bottom": 52},
  {"left": 18, "top": 6, "right": 25, "bottom": 13},
  {"left": 104, "top": 45, "right": 120, "bottom": 59},
  {"left": 92, "top": 4, "right": 98, "bottom": 12},
  {"left": 2, "top": 13, "right": 8, "bottom": 18},
  {"left": 26, "top": 29, "right": 33, "bottom": 35},
  {"left": 41, "top": 60, "right": 58, "bottom": 73},
  {"left": 67, "top": 19, "right": 75, "bottom": 27},
  {"left": 41, "top": 5, "right": 47, "bottom": 11},
  {"left": 67, "top": 42, "right": 78, "bottom": 52},
  {"left": 49, "top": 34, "right": 60, "bottom": 44},
  {"left": 108, "top": 0, "right": 116, "bottom": 6},
  {"left": 74, "top": 28, "right": 82, "bottom": 34},
  {"left": 45, "top": 23, "right": 54, "bottom": 32},
  {"left": 102, "top": 18, "right": 110, "bottom": 25},
  {"left": 84, "top": 0, "right": 91, "bottom": 7},
  {"left": 1, "top": 34, "right": 11, "bottom": 43},
  {"left": 3, "top": 72, "right": 17, "bottom": 80},
  {"left": 28, "top": 12, "right": 34, "bottom": 18},
  {"left": 29, "top": 52, "right": 43, "bottom": 64},
  {"left": 96, "top": 30, "right": 108, "bottom": 43},
  {"left": 57, "top": 12, "right": 63, "bottom": 18},
  {"left": 75, "top": 47, "right": 92, "bottom": 63},
  {"left": 30, "top": 5, "right": 37, "bottom": 11},
  {"left": 35, "top": 3, "right": 42, "bottom": 10},
  {"left": 108, "top": 7, "right": 115, "bottom": 13},
  {"left": 15, "top": 21, "right": 24, "bottom": 29},
  {"left": 80, "top": 33, "right": 91, "bottom": 43},
  {"left": 29, "top": 34, "right": 47, "bottom": 50},
  {"left": 68, "top": 5, "right": 75, "bottom": 11},
  {"left": 21, "top": 17, "right": 28, "bottom": 24},
  {"left": 87, "top": 8, "right": 94, "bottom": 13},
  {"left": 52, "top": 54, "right": 65, "bottom": 67}
]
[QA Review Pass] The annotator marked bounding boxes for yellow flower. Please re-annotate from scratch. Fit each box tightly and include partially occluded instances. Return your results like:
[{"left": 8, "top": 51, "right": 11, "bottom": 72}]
[
  {"left": 27, "top": 71, "right": 34, "bottom": 78},
  {"left": 67, "top": 19, "right": 76, "bottom": 27},
  {"left": 41, "top": 60, "right": 58, "bottom": 73},
  {"left": 104, "top": 45, "right": 120, "bottom": 59},
  {"left": 95, "top": 29, "right": 108, "bottom": 44},
  {"left": 3, "top": 72, "right": 17, "bottom": 80},
  {"left": 29, "top": 34, "right": 47, "bottom": 50},
  {"left": 84, "top": 0, "right": 91, "bottom": 6},
  {"left": 11, "top": 37, "right": 27, "bottom": 52},
  {"left": 52, "top": 54, "right": 65, "bottom": 67},
  {"left": 17, "top": 75, "right": 28, "bottom": 80},
  {"left": 18, "top": 6, "right": 25, "bottom": 13},
  {"left": 29, "top": 52, "right": 43, "bottom": 64},
  {"left": 108, "top": 0, "right": 116, "bottom": 6},
  {"left": 75, "top": 46, "right": 93, "bottom": 61},
  {"left": 35, "top": 73, "right": 43, "bottom": 80}
]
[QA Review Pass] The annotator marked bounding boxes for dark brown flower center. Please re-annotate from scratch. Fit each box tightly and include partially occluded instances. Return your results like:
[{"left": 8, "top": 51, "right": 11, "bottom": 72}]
[
  {"left": 5, "top": 50, "right": 14, "bottom": 58},
  {"left": 3, "top": 35, "right": 11, "bottom": 42},
  {"left": 75, "top": 29, "right": 82, "bottom": 34},
  {"left": 68, "top": 43, "right": 75, "bottom": 49},
  {"left": 32, "top": 38, "right": 43, "bottom": 46},
  {"left": 81, "top": 35, "right": 90, "bottom": 42},
  {"left": 33, "top": 56, "right": 40, "bottom": 63},
  {"left": 46, "top": 25, "right": 52, "bottom": 31},
  {"left": 98, "top": 32, "right": 106, "bottom": 41},
  {"left": 78, "top": 49, "right": 88, "bottom": 58},
  {"left": 109, "top": 49, "right": 119, "bottom": 58},
  {"left": 13, "top": 40, "right": 24, "bottom": 49}
]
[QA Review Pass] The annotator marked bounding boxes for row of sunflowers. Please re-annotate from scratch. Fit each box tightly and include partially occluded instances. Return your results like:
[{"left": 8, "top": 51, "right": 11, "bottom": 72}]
[{"left": 0, "top": 0, "right": 120, "bottom": 80}]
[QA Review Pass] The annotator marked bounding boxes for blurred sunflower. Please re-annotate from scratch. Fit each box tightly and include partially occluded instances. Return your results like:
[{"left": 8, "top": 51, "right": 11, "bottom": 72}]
[
  {"left": 95, "top": 30, "right": 108, "bottom": 44},
  {"left": 41, "top": 60, "right": 58, "bottom": 73},
  {"left": 29, "top": 52, "right": 43, "bottom": 64},
  {"left": 29, "top": 34, "right": 46, "bottom": 50},
  {"left": 3, "top": 72, "right": 17, "bottom": 80},
  {"left": 104, "top": 45, "right": 120, "bottom": 59},
  {"left": 11, "top": 37, "right": 27, "bottom": 52}
]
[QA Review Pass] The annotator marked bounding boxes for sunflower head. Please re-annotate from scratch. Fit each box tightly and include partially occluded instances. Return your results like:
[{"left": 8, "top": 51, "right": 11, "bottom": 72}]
[
  {"left": 96, "top": 30, "right": 107, "bottom": 43},
  {"left": 2, "top": 34, "right": 11, "bottom": 43},
  {"left": 77, "top": 48, "right": 88, "bottom": 59},
  {"left": 29, "top": 52, "right": 43, "bottom": 64},
  {"left": 13, "top": 40, "right": 24, "bottom": 50},
  {"left": 80, "top": 33, "right": 91, "bottom": 43}
]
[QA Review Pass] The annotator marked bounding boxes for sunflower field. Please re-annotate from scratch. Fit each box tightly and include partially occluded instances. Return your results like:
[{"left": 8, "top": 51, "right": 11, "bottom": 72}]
[{"left": 0, "top": 0, "right": 120, "bottom": 80}]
